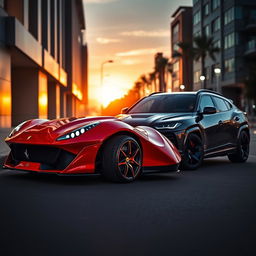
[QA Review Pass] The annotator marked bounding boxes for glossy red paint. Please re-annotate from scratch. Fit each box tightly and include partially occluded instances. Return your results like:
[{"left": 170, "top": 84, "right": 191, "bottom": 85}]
[{"left": 4, "top": 117, "right": 181, "bottom": 174}]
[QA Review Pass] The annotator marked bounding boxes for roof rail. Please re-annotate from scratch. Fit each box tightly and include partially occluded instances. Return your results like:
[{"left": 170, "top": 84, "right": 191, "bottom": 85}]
[
  {"left": 148, "top": 92, "right": 163, "bottom": 96},
  {"left": 196, "top": 89, "right": 223, "bottom": 96}
]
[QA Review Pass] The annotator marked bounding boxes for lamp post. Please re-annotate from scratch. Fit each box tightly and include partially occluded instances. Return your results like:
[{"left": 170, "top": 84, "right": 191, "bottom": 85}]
[
  {"left": 200, "top": 75, "right": 206, "bottom": 89},
  {"left": 180, "top": 84, "right": 185, "bottom": 91},
  {"left": 101, "top": 60, "right": 114, "bottom": 88},
  {"left": 214, "top": 67, "right": 221, "bottom": 93},
  {"left": 100, "top": 60, "right": 114, "bottom": 114}
]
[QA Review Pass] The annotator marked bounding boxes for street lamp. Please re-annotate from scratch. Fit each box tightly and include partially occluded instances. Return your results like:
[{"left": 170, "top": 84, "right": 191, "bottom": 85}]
[
  {"left": 214, "top": 67, "right": 221, "bottom": 93},
  {"left": 200, "top": 75, "right": 206, "bottom": 89},
  {"left": 180, "top": 84, "right": 185, "bottom": 91},
  {"left": 101, "top": 60, "right": 114, "bottom": 88}
]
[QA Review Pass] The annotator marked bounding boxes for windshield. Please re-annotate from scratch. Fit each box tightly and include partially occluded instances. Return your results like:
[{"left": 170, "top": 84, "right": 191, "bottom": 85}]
[{"left": 128, "top": 94, "right": 196, "bottom": 113}]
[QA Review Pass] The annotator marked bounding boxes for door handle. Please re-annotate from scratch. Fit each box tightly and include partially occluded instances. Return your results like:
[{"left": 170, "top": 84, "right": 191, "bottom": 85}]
[{"left": 234, "top": 116, "right": 240, "bottom": 122}]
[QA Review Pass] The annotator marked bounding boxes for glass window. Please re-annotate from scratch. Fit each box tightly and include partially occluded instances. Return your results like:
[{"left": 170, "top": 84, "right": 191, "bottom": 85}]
[
  {"left": 204, "top": 3, "right": 210, "bottom": 16},
  {"left": 194, "top": 30, "right": 201, "bottom": 37},
  {"left": 0, "top": 0, "right": 4, "bottom": 8},
  {"left": 194, "top": 71, "right": 200, "bottom": 83},
  {"left": 249, "top": 9, "right": 256, "bottom": 19},
  {"left": 129, "top": 94, "right": 197, "bottom": 114},
  {"left": 173, "top": 61, "right": 179, "bottom": 72},
  {"left": 199, "top": 95, "right": 215, "bottom": 112},
  {"left": 205, "top": 66, "right": 211, "bottom": 81},
  {"left": 235, "top": 7, "right": 243, "bottom": 19},
  {"left": 204, "top": 25, "right": 210, "bottom": 36},
  {"left": 224, "top": 7, "right": 234, "bottom": 25},
  {"left": 212, "top": 17, "right": 220, "bottom": 32},
  {"left": 173, "top": 43, "right": 179, "bottom": 52},
  {"left": 173, "top": 23, "right": 179, "bottom": 35},
  {"left": 193, "top": 0, "right": 199, "bottom": 4},
  {"left": 224, "top": 58, "right": 235, "bottom": 73},
  {"left": 213, "top": 97, "right": 229, "bottom": 111},
  {"left": 224, "top": 100, "right": 233, "bottom": 110},
  {"left": 224, "top": 32, "right": 235, "bottom": 49},
  {"left": 212, "top": 0, "right": 220, "bottom": 10},
  {"left": 193, "top": 11, "right": 201, "bottom": 25},
  {"left": 213, "top": 40, "right": 221, "bottom": 49}
]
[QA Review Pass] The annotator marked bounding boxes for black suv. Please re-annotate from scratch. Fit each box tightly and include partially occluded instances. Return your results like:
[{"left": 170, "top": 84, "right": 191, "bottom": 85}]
[{"left": 119, "top": 90, "right": 250, "bottom": 170}]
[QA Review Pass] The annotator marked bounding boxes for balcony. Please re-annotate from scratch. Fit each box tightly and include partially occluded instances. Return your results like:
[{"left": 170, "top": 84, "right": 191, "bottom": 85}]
[
  {"left": 244, "top": 39, "right": 256, "bottom": 57},
  {"left": 244, "top": 19, "right": 256, "bottom": 33}
]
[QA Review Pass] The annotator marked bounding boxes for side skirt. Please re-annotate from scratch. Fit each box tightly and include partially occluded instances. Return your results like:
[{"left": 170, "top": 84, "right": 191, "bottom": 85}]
[{"left": 142, "top": 163, "right": 180, "bottom": 173}]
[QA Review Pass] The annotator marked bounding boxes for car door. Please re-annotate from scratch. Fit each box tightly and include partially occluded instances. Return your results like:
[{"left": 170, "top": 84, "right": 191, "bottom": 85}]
[
  {"left": 198, "top": 95, "right": 220, "bottom": 150},
  {"left": 212, "top": 96, "right": 233, "bottom": 147}
]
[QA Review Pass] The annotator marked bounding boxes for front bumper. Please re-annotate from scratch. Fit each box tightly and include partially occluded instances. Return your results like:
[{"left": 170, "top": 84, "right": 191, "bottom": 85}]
[{"left": 4, "top": 142, "right": 102, "bottom": 174}]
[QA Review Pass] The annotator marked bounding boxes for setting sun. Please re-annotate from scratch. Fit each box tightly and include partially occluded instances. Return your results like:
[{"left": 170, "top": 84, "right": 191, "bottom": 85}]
[{"left": 99, "top": 75, "right": 132, "bottom": 107}]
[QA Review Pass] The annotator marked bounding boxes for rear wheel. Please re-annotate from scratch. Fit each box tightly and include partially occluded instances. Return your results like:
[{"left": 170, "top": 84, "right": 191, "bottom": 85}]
[
  {"left": 228, "top": 130, "right": 250, "bottom": 163},
  {"left": 180, "top": 133, "right": 204, "bottom": 170},
  {"left": 101, "top": 135, "right": 142, "bottom": 182}
]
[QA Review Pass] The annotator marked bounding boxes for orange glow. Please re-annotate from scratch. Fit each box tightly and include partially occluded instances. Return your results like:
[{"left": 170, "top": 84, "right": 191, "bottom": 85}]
[
  {"left": 99, "top": 76, "right": 131, "bottom": 107},
  {"left": 0, "top": 80, "right": 11, "bottom": 127},
  {"left": 72, "top": 82, "right": 83, "bottom": 101},
  {"left": 38, "top": 72, "right": 48, "bottom": 119},
  {"left": 56, "top": 85, "right": 60, "bottom": 119}
]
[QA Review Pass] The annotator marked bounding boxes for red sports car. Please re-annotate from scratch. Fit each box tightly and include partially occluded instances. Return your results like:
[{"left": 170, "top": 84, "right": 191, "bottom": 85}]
[{"left": 4, "top": 117, "right": 181, "bottom": 182}]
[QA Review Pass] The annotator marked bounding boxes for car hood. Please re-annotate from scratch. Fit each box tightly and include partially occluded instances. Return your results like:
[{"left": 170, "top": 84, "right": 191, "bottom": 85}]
[
  {"left": 7, "top": 116, "right": 117, "bottom": 143},
  {"left": 117, "top": 113, "right": 194, "bottom": 127}
]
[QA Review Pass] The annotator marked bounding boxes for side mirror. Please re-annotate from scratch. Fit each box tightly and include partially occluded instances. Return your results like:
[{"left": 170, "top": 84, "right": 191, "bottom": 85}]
[
  {"left": 203, "top": 106, "right": 217, "bottom": 115},
  {"left": 121, "top": 107, "right": 129, "bottom": 114}
]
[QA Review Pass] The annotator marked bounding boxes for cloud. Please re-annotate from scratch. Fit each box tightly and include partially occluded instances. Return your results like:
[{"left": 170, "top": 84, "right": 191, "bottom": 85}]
[
  {"left": 116, "top": 47, "right": 169, "bottom": 57},
  {"left": 84, "top": 0, "right": 118, "bottom": 4},
  {"left": 120, "top": 30, "right": 170, "bottom": 38},
  {"left": 96, "top": 37, "right": 121, "bottom": 44},
  {"left": 121, "top": 59, "right": 143, "bottom": 65}
]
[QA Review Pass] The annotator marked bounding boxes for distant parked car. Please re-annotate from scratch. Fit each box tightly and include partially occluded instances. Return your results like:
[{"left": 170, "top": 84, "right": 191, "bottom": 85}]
[{"left": 119, "top": 89, "right": 250, "bottom": 170}]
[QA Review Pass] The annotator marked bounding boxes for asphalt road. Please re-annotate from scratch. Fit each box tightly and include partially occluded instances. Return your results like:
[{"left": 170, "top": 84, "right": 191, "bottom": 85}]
[{"left": 0, "top": 156, "right": 256, "bottom": 256}]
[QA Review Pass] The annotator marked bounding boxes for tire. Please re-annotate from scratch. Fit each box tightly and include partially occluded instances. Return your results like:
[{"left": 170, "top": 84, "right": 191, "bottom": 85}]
[
  {"left": 180, "top": 133, "right": 204, "bottom": 170},
  {"left": 101, "top": 135, "right": 142, "bottom": 182},
  {"left": 228, "top": 130, "right": 250, "bottom": 163}
]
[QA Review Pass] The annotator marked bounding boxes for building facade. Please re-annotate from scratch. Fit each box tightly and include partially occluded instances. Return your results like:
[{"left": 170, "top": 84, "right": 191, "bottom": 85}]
[
  {"left": 0, "top": 0, "right": 88, "bottom": 128},
  {"left": 192, "top": 0, "right": 256, "bottom": 107},
  {"left": 170, "top": 6, "right": 193, "bottom": 92}
]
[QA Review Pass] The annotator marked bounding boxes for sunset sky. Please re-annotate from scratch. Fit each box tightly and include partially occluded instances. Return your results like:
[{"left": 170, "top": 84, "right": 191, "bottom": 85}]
[{"left": 83, "top": 0, "right": 192, "bottom": 109}]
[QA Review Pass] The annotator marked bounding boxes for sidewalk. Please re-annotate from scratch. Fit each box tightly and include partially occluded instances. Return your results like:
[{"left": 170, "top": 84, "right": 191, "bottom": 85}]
[{"left": 0, "top": 128, "right": 11, "bottom": 156}]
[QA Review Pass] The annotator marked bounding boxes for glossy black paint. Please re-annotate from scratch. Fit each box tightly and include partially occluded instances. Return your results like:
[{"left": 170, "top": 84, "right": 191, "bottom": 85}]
[{"left": 119, "top": 90, "right": 250, "bottom": 158}]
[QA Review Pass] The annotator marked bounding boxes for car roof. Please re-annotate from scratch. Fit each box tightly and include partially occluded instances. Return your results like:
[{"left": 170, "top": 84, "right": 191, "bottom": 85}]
[{"left": 149, "top": 89, "right": 223, "bottom": 97}]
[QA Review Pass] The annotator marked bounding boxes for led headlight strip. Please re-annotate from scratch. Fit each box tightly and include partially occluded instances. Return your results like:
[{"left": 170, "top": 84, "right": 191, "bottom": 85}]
[
  {"left": 155, "top": 122, "right": 181, "bottom": 130},
  {"left": 57, "top": 122, "right": 100, "bottom": 141}
]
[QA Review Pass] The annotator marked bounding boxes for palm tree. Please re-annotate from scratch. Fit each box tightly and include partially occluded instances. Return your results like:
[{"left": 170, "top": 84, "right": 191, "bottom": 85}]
[
  {"left": 173, "top": 35, "right": 219, "bottom": 89},
  {"left": 193, "top": 35, "right": 219, "bottom": 88},
  {"left": 149, "top": 72, "right": 157, "bottom": 92},
  {"left": 139, "top": 75, "right": 150, "bottom": 96},
  {"left": 155, "top": 53, "right": 169, "bottom": 92}
]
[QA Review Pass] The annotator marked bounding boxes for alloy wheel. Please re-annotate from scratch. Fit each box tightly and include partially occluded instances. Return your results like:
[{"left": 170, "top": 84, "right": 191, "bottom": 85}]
[{"left": 117, "top": 140, "right": 142, "bottom": 179}]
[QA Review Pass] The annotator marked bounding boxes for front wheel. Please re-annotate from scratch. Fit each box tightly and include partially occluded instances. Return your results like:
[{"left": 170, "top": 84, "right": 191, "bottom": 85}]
[
  {"left": 180, "top": 133, "right": 204, "bottom": 170},
  {"left": 101, "top": 135, "right": 142, "bottom": 182},
  {"left": 228, "top": 130, "right": 250, "bottom": 163}
]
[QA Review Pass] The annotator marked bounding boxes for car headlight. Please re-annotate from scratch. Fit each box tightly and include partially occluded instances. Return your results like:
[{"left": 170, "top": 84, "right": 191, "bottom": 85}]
[
  {"left": 154, "top": 122, "right": 181, "bottom": 130},
  {"left": 57, "top": 122, "right": 100, "bottom": 141},
  {"left": 8, "top": 121, "right": 27, "bottom": 138}
]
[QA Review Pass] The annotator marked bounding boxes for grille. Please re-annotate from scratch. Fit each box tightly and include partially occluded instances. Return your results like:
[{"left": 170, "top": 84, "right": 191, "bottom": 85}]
[{"left": 10, "top": 144, "right": 76, "bottom": 170}]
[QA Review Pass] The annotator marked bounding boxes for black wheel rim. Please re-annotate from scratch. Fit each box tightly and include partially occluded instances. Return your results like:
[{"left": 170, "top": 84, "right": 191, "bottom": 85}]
[
  {"left": 185, "top": 137, "right": 203, "bottom": 166},
  {"left": 240, "top": 133, "right": 249, "bottom": 159},
  {"left": 117, "top": 140, "right": 142, "bottom": 179}
]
